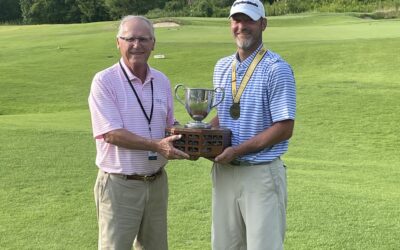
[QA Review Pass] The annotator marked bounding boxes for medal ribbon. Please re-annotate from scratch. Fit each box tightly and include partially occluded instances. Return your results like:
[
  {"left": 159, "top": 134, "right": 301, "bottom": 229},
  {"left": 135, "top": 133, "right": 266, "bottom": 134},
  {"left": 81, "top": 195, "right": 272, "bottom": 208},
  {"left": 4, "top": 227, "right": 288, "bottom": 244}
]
[{"left": 231, "top": 47, "right": 267, "bottom": 104}]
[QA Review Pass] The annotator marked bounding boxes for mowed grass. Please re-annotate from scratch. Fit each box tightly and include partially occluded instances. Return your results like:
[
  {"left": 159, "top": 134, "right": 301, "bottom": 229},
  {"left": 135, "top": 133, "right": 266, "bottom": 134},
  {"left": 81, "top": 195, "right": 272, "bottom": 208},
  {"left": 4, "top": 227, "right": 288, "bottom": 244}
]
[{"left": 0, "top": 14, "right": 399, "bottom": 249}]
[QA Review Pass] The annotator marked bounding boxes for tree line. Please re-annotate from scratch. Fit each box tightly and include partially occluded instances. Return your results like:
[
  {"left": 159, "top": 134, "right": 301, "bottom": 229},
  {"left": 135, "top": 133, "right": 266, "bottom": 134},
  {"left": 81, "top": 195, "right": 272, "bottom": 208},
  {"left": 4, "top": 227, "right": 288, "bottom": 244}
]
[{"left": 0, "top": 0, "right": 399, "bottom": 24}]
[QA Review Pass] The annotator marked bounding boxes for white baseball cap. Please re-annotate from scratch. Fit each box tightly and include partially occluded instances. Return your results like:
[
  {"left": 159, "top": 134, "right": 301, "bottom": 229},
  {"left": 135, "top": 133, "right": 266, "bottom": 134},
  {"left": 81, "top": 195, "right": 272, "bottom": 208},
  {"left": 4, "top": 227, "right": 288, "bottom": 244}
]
[{"left": 229, "top": 0, "right": 266, "bottom": 21}]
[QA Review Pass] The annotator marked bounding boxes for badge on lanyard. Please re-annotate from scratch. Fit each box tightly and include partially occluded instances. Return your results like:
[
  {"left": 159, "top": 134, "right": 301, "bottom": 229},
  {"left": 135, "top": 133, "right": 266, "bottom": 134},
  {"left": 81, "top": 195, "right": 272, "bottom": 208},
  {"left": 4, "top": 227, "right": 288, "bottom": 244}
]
[
  {"left": 148, "top": 151, "right": 158, "bottom": 160},
  {"left": 119, "top": 61, "right": 157, "bottom": 161}
]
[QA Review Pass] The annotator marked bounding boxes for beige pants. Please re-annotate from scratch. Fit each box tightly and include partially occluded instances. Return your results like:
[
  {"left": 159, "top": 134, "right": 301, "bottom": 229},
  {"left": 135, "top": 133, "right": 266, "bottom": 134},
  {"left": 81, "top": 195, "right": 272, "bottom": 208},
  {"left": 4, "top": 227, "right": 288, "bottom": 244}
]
[
  {"left": 211, "top": 159, "right": 287, "bottom": 250},
  {"left": 94, "top": 169, "right": 168, "bottom": 250}
]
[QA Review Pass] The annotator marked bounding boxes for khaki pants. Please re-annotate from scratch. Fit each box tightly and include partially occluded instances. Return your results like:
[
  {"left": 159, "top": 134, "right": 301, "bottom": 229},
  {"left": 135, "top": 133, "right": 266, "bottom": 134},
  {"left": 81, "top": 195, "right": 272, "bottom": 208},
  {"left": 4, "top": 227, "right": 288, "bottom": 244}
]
[
  {"left": 94, "top": 169, "right": 168, "bottom": 250},
  {"left": 211, "top": 159, "right": 287, "bottom": 250}
]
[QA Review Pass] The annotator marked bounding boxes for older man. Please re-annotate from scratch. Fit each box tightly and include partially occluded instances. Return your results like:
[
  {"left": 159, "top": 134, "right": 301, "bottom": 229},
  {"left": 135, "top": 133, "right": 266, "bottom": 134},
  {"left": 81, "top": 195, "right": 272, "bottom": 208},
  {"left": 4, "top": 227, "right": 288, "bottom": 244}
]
[
  {"left": 211, "top": 0, "right": 296, "bottom": 249},
  {"left": 88, "top": 15, "right": 189, "bottom": 250}
]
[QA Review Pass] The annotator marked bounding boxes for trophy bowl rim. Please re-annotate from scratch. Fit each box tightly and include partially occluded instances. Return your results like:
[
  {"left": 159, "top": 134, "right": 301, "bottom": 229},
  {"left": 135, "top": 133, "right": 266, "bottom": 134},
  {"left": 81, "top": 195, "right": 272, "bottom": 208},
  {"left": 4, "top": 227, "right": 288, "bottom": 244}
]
[{"left": 184, "top": 87, "right": 216, "bottom": 91}]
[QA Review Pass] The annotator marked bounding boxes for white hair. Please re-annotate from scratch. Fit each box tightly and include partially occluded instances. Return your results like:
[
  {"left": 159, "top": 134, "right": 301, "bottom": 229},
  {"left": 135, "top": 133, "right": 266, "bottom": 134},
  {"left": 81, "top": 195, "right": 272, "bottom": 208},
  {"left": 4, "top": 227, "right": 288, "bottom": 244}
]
[{"left": 116, "top": 15, "right": 154, "bottom": 38}]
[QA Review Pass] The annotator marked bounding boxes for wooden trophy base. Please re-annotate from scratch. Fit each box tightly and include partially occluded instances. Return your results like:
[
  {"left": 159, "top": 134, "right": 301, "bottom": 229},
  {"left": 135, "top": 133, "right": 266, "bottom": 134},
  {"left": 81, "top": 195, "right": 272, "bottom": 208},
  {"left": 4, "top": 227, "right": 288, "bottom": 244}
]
[{"left": 165, "top": 125, "right": 231, "bottom": 158}]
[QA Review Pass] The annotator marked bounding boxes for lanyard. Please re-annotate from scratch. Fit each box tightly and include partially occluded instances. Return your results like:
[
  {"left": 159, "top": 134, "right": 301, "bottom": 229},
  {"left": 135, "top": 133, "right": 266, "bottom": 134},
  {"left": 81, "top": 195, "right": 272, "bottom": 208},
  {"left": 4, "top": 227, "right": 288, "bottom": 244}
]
[
  {"left": 231, "top": 46, "right": 267, "bottom": 104},
  {"left": 119, "top": 61, "right": 154, "bottom": 135}
]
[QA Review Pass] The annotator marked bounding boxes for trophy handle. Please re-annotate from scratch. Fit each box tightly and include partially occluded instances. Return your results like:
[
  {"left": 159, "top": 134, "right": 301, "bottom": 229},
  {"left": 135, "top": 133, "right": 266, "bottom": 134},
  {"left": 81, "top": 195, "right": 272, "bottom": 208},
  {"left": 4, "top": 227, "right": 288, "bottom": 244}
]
[
  {"left": 174, "top": 84, "right": 186, "bottom": 106},
  {"left": 211, "top": 87, "right": 225, "bottom": 109}
]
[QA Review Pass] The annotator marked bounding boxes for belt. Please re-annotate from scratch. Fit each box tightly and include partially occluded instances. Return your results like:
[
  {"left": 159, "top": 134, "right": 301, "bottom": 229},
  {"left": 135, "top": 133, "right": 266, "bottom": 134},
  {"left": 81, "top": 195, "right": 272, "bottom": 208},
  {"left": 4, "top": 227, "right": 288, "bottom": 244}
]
[{"left": 107, "top": 168, "right": 163, "bottom": 182}]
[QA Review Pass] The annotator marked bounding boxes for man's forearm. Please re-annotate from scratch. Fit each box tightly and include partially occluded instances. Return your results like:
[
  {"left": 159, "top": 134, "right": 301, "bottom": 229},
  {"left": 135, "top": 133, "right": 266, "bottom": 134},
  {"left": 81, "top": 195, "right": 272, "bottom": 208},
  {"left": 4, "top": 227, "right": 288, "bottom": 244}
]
[
  {"left": 104, "top": 129, "right": 158, "bottom": 152},
  {"left": 233, "top": 119, "right": 294, "bottom": 157}
]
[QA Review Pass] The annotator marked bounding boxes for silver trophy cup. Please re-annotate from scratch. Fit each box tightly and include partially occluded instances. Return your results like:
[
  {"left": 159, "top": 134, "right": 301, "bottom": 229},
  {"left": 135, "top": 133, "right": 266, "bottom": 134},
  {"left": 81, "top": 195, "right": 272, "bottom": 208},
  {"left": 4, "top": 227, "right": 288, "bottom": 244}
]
[{"left": 175, "top": 84, "right": 225, "bottom": 128}]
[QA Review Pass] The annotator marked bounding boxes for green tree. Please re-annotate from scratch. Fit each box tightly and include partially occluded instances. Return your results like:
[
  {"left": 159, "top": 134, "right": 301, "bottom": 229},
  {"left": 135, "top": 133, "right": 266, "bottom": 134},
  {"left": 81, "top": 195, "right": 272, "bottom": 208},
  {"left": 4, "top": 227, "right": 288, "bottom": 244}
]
[
  {"left": 193, "top": 0, "right": 214, "bottom": 16},
  {"left": 0, "top": 0, "right": 22, "bottom": 22},
  {"left": 164, "top": 0, "right": 185, "bottom": 11},
  {"left": 20, "top": 0, "right": 81, "bottom": 24},
  {"left": 77, "top": 0, "right": 110, "bottom": 22},
  {"left": 104, "top": 0, "right": 165, "bottom": 19},
  {"left": 20, "top": 0, "right": 33, "bottom": 24},
  {"left": 211, "top": 0, "right": 233, "bottom": 8}
]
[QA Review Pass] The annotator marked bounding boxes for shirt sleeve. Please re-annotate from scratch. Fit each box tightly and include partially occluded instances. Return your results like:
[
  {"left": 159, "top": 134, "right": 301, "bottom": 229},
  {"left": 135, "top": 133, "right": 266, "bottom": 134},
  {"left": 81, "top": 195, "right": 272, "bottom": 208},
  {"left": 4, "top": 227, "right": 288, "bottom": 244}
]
[
  {"left": 88, "top": 72, "right": 124, "bottom": 139},
  {"left": 267, "top": 61, "right": 296, "bottom": 123}
]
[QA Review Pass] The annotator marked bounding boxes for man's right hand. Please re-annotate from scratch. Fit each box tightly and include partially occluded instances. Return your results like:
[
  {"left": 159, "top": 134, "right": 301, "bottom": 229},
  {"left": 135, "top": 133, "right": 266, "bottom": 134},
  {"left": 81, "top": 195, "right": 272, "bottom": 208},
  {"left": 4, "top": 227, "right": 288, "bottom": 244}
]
[
  {"left": 214, "top": 146, "right": 238, "bottom": 164},
  {"left": 156, "top": 134, "right": 190, "bottom": 160}
]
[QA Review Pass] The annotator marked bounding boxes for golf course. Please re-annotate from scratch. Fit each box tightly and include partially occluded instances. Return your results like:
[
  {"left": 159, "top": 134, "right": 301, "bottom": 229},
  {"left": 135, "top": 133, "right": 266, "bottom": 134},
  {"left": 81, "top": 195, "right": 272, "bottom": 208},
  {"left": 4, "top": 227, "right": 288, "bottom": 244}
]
[{"left": 0, "top": 13, "right": 399, "bottom": 249}]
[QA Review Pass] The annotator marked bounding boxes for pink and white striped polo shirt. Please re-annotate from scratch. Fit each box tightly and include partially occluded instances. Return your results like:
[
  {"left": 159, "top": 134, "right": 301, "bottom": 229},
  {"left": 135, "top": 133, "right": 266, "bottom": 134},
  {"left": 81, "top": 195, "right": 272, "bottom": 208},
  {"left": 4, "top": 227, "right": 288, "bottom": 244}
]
[{"left": 88, "top": 59, "right": 174, "bottom": 175}]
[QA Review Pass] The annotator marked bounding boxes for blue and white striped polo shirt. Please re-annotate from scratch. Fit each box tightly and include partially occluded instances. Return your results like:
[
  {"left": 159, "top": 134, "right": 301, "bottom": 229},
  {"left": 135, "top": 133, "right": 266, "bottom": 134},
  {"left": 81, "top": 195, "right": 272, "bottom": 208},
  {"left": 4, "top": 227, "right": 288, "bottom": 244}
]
[{"left": 213, "top": 44, "right": 296, "bottom": 163}]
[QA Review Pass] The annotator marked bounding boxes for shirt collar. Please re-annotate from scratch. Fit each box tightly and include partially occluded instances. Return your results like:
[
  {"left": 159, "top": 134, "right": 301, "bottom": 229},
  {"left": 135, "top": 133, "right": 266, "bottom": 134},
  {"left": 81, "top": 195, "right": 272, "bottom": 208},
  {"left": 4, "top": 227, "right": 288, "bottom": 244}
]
[
  {"left": 235, "top": 43, "right": 264, "bottom": 68},
  {"left": 119, "top": 58, "right": 154, "bottom": 84}
]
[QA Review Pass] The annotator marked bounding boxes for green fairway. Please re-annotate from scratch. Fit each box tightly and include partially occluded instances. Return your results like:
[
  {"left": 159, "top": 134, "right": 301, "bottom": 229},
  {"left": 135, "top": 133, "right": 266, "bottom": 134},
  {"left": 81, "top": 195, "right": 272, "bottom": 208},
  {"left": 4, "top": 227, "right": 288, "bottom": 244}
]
[{"left": 1, "top": 14, "right": 399, "bottom": 249}]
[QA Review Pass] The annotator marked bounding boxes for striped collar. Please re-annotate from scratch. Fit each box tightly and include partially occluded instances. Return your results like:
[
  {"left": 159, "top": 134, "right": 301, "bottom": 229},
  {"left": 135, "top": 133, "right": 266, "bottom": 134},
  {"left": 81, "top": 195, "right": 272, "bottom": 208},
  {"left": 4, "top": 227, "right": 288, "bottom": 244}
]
[{"left": 234, "top": 43, "right": 264, "bottom": 68}]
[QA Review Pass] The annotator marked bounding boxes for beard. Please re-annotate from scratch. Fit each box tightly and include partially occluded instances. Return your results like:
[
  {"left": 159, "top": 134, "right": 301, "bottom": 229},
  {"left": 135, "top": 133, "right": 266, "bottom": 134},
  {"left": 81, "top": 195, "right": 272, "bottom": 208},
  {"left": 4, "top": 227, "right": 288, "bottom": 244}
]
[
  {"left": 234, "top": 31, "right": 262, "bottom": 51},
  {"left": 235, "top": 36, "right": 254, "bottom": 50}
]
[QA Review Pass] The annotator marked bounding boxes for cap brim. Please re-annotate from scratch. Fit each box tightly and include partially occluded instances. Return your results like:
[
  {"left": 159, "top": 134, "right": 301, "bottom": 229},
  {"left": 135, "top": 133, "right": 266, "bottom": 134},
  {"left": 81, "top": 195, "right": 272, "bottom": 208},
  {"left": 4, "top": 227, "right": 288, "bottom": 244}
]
[{"left": 229, "top": 9, "right": 262, "bottom": 21}]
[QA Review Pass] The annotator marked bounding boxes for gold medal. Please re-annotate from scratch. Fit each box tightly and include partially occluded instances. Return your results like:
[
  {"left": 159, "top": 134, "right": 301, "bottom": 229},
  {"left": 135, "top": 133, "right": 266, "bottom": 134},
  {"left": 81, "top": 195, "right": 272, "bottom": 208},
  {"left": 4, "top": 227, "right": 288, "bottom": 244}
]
[
  {"left": 231, "top": 46, "right": 267, "bottom": 121},
  {"left": 230, "top": 103, "right": 240, "bottom": 119}
]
